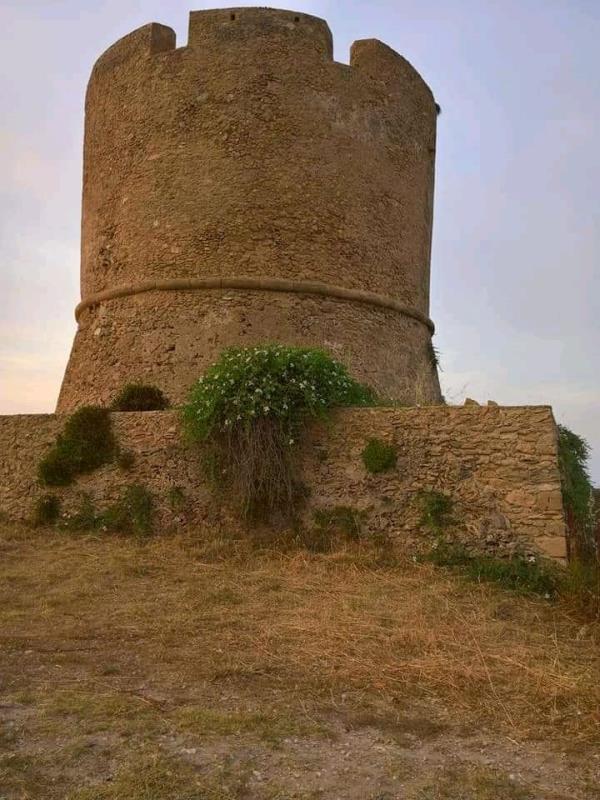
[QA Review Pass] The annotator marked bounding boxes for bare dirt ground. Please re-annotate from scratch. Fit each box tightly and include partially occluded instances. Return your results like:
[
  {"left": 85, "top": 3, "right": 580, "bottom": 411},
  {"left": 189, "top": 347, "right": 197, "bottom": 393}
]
[{"left": 1, "top": 524, "right": 599, "bottom": 799}]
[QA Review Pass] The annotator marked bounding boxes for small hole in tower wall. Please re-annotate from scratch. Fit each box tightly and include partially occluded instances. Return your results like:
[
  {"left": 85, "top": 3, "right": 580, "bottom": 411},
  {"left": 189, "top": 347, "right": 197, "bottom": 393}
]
[
  {"left": 230, "top": 13, "right": 236, "bottom": 21},
  {"left": 294, "top": 16, "right": 300, "bottom": 22}
]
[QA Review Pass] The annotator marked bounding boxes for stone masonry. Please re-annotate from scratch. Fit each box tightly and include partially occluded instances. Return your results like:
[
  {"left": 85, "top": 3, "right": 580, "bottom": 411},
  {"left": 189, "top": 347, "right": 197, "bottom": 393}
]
[
  {"left": 2, "top": 8, "right": 569, "bottom": 561},
  {"left": 0, "top": 406, "right": 567, "bottom": 560},
  {"left": 57, "top": 7, "right": 441, "bottom": 410}
]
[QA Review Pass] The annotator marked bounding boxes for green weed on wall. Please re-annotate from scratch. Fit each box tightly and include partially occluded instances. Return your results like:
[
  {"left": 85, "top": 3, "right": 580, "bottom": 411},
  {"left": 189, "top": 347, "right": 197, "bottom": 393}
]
[
  {"left": 361, "top": 438, "right": 397, "bottom": 474},
  {"left": 38, "top": 406, "right": 116, "bottom": 487}
]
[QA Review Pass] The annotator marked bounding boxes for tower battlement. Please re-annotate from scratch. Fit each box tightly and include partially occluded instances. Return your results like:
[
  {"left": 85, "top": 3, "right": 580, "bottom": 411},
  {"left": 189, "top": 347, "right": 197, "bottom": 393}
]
[
  {"left": 92, "top": 9, "right": 333, "bottom": 80},
  {"left": 58, "top": 7, "right": 442, "bottom": 411},
  {"left": 188, "top": 8, "right": 333, "bottom": 56},
  {"left": 89, "top": 9, "right": 432, "bottom": 106}
]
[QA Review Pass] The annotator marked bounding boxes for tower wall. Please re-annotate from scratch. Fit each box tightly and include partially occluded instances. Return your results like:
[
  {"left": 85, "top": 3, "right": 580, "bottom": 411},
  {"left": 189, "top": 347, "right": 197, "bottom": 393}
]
[{"left": 58, "top": 7, "right": 441, "bottom": 410}]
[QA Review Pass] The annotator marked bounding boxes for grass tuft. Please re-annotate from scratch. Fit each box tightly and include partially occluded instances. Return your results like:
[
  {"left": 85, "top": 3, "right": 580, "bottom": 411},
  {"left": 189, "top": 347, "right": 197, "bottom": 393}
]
[
  {"left": 418, "top": 490, "right": 454, "bottom": 535},
  {"left": 425, "top": 542, "right": 560, "bottom": 598},
  {"left": 38, "top": 406, "right": 116, "bottom": 486},
  {"left": 560, "top": 559, "right": 600, "bottom": 620},
  {"left": 426, "top": 338, "right": 441, "bottom": 371},
  {"left": 312, "top": 506, "right": 364, "bottom": 539},
  {"left": 59, "top": 492, "right": 97, "bottom": 531},
  {"left": 101, "top": 484, "right": 155, "bottom": 536},
  {"left": 174, "top": 706, "right": 329, "bottom": 743}
]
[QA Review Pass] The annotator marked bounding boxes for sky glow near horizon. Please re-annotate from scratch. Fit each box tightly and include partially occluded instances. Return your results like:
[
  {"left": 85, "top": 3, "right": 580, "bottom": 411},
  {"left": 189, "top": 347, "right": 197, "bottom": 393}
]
[{"left": 0, "top": 0, "right": 598, "bottom": 481}]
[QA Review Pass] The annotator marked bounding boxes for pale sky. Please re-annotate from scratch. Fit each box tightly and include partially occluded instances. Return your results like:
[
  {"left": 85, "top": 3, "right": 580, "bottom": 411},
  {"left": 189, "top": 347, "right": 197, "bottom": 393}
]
[{"left": 1, "top": 0, "right": 598, "bottom": 482}]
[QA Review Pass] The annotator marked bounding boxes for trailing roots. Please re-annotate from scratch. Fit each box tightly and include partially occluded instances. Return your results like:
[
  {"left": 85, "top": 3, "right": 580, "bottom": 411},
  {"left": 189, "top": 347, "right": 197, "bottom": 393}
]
[{"left": 209, "top": 417, "right": 298, "bottom": 520}]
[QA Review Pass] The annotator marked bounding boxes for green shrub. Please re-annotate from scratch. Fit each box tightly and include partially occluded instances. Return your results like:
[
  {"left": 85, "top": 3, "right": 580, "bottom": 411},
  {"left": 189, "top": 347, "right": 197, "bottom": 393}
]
[
  {"left": 38, "top": 406, "right": 116, "bottom": 487},
  {"left": 183, "top": 345, "right": 375, "bottom": 518},
  {"left": 111, "top": 384, "right": 170, "bottom": 412},
  {"left": 32, "top": 494, "right": 61, "bottom": 526},
  {"left": 361, "top": 438, "right": 397, "bottom": 474},
  {"left": 557, "top": 425, "right": 596, "bottom": 560},
  {"left": 418, "top": 490, "right": 454, "bottom": 534},
  {"left": 59, "top": 493, "right": 98, "bottom": 532},
  {"left": 299, "top": 506, "right": 366, "bottom": 552},
  {"left": 55, "top": 487, "right": 155, "bottom": 537},
  {"left": 426, "top": 542, "right": 560, "bottom": 598},
  {"left": 101, "top": 484, "right": 154, "bottom": 536}
]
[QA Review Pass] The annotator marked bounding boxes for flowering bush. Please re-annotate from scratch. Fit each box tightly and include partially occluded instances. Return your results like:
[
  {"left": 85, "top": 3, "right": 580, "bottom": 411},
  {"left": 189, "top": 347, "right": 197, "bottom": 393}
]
[
  {"left": 183, "top": 345, "right": 374, "bottom": 442},
  {"left": 183, "top": 345, "right": 375, "bottom": 518}
]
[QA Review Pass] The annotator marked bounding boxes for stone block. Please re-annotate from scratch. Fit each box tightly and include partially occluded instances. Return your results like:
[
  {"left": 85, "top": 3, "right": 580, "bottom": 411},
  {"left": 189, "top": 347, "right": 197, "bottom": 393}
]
[
  {"left": 536, "top": 536, "right": 567, "bottom": 560},
  {"left": 535, "top": 490, "right": 564, "bottom": 513}
]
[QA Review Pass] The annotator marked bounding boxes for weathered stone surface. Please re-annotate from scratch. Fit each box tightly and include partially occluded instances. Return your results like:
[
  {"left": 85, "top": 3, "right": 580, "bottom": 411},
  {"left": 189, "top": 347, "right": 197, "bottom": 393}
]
[
  {"left": 537, "top": 537, "right": 568, "bottom": 560},
  {"left": 59, "top": 292, "right": 440, "bottom": 411},
  {"left": 56, "top": 8, "right": 442, "bottom": 411},
  {"left": 0, "top": 405, "right": 567, "bottom": 560}
]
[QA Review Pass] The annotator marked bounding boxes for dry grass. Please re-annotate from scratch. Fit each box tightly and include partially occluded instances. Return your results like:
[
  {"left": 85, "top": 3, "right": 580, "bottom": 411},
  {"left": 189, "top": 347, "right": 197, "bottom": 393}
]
[
  {"left": 411, "top": 765, "right": 537, "bottom": 799},
  {"left": 1, "top": 523, "right": 599, "bottom": 798},
  {"left": 1, "top": 525, "right": 599, "bottom": 738}
]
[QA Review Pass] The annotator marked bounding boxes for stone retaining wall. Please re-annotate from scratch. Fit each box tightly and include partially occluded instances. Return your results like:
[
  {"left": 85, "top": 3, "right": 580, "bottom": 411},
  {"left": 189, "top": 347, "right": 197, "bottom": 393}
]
[{"left": 0, "top": 405, "right": 567, "bottom": 560}]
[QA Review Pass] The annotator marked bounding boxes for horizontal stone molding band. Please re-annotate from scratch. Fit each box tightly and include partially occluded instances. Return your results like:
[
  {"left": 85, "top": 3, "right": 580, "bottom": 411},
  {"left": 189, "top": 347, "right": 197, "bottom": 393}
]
[{"left": 75, "top": 276, "right": 435, "bottom": 333}]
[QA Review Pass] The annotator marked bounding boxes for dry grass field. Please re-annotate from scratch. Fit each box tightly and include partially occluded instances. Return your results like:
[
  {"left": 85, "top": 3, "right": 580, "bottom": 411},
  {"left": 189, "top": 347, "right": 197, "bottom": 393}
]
[{"left": 1, "top": 523, "right": 599, "bottom": 799}]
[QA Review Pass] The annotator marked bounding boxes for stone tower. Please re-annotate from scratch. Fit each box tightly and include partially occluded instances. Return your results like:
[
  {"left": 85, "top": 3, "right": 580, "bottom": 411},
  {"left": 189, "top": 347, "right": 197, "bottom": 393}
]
[{"left": 57, "top": 7, "right": 442, "bottom": 411}]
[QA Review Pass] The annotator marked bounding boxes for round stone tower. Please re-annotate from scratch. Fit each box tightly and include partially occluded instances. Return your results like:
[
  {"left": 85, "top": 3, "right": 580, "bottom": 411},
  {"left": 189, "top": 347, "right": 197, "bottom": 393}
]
[{"left": 57, "top": 7, "right": 442, "bottom": 411}]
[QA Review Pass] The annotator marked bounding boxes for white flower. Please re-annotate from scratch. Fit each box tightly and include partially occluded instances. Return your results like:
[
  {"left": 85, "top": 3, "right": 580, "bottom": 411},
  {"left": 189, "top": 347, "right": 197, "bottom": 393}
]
[{"left": 264, "top": 405, "right": 270, "bottom": 412}]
